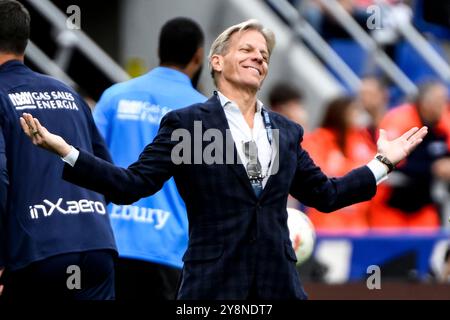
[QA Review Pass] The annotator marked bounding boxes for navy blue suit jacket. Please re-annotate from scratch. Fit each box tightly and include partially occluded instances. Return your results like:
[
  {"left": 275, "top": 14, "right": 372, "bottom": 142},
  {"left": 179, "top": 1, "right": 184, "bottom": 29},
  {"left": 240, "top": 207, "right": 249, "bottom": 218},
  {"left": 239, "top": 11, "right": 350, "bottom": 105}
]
[{"left": 63, "top": 93, "right": 377, "bottom": 299}]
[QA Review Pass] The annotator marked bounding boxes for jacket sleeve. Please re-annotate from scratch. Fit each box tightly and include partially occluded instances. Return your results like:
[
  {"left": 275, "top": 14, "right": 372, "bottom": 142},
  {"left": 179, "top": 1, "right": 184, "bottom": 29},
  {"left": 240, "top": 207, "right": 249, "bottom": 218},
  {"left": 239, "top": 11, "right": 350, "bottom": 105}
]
[
  {"left": 0, "top": 129, "right": 8, "bottom": 268},
  {"left": 63, "top": 110, "right": 180, "bottom": 205},
  {"left": 289, "top": 125, "right": 377, "bottom": 213}
]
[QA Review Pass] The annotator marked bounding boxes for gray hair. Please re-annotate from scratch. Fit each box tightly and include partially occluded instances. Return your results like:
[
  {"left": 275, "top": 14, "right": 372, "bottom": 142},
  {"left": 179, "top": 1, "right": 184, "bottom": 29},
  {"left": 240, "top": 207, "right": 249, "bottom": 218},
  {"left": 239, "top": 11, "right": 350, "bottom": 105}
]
[{"left": 208, "top": 19, "right": 276, "bottom": 86}]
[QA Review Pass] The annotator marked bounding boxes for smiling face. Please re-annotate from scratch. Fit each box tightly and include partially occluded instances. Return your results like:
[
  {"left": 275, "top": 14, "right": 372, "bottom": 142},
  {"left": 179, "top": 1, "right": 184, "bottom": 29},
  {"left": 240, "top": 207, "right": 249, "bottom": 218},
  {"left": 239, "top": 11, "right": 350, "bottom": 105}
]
[{"left": 211, "top": 29, "right": 269, "bottom": 93}]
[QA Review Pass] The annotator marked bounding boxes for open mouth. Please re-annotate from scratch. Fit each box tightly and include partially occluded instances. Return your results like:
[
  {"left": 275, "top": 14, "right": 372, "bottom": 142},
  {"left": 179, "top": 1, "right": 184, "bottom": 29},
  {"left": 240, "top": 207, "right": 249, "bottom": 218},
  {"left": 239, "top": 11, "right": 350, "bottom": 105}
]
[{"left": 244, "top": 66, "right": 261, "bottom": 76}]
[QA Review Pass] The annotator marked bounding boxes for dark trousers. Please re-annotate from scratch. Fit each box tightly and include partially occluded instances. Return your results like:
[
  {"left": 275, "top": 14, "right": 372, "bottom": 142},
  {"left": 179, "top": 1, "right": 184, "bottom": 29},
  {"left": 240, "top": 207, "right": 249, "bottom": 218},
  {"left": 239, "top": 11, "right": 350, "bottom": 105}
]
[
  {"left": 1, "top": 249, "right": 115, "bottom": 301},
  {"left": 115, "top": 258, "right": 181, "bottom": 300}
]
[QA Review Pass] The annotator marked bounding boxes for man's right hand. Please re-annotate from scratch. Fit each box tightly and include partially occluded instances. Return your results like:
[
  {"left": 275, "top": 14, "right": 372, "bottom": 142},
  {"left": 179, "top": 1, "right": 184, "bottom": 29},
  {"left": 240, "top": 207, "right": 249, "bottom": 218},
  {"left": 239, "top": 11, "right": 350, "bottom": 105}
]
[{"left": 20, "top": 113, "right": 72, "bottom": 157}]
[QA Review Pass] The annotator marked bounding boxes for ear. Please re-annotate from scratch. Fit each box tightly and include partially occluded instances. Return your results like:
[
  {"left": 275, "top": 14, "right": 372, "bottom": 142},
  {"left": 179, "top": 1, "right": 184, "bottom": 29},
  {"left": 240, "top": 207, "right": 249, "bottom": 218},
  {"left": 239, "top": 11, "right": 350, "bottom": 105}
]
[{"left": 210, "top": 54, "right": 223, "bottom": 73}]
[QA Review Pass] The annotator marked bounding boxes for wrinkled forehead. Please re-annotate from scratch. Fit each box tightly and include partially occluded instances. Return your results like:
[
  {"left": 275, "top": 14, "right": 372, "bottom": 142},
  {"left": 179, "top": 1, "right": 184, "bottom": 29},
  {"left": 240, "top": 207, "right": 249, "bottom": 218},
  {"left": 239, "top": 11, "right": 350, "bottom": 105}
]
[{"left": 228, "top": 29, "right": 268, "bottom": 52}]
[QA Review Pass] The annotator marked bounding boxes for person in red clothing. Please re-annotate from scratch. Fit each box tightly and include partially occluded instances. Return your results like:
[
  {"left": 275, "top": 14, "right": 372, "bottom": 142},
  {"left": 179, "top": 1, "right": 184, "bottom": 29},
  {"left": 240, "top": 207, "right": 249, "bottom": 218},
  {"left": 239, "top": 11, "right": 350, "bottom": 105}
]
[
  {"left": 370, "top": 80, "right": 450, "bottom": 229},
  {"left": 303, "top": 96, "right": 376, "bottom": 232},
  {"left": 358, "top": 76, "right": 389, "bottom": 144}
]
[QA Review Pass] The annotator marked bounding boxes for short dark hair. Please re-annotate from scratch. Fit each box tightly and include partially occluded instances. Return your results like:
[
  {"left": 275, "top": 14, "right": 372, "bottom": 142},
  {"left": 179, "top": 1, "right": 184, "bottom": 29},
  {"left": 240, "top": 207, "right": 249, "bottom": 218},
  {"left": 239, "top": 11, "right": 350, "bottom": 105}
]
[
  {"left": 268, "top": 82, "right": 303, "bottom": 109},
  {"left": 158, "top": 17, "right": 204, "bottom": 68},
  {"left": 0, "top": 0, "right": 30, "bottom": 55}
]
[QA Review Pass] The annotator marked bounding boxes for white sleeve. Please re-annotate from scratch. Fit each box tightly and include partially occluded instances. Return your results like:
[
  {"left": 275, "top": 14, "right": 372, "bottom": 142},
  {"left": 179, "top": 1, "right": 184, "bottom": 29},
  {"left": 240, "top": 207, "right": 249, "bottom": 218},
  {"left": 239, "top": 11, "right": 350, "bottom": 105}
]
[
  {"left": 61, "top": 146, "right": 79, "bottom": 167},
  {"left": 367, "top": 159, "right": 389, "bottom": 185}
]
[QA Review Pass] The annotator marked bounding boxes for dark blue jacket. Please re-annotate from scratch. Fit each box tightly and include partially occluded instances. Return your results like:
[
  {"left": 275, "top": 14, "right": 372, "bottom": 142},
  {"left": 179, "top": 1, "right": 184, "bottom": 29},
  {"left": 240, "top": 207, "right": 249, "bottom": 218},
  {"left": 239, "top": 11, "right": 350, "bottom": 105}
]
[
  {"left": 0, "top": 60, "right": 116, "bottom": 270},
  {"left": 62, "top": 93, "right": 377, "bottom": 299}
]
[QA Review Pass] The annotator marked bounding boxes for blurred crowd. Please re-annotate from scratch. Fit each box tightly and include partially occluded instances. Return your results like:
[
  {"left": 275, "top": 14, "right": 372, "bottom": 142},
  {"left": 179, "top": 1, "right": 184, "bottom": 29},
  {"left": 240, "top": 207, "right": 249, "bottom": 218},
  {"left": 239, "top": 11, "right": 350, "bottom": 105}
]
[
  {"left": 267, "top": 0, "right": 450, "bottom": 233},
  {"left": 269, "top": 77, "right": 450, "bottom": 232}
]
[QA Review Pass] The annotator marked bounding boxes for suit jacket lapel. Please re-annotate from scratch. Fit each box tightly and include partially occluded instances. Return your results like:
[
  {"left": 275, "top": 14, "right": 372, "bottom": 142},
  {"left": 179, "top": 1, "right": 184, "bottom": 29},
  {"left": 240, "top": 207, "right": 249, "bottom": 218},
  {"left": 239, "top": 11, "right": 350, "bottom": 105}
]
[
  {"left": 200, "top": 94, "right": 257, "bottom": 199},
  {"left": 259, "top": 111, "right": 289, "bottom": 201}
]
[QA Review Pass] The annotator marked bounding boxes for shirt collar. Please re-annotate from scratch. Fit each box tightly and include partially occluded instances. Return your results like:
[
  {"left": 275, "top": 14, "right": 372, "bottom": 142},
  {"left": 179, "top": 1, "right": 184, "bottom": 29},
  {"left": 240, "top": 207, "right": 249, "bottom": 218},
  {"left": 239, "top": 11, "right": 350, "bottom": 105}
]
[
  {"left": 0, "top": 59, "right": 25, "bottom": 73},
  {"left": 216, "top": 91, "right": 263, "bottom": 113}
]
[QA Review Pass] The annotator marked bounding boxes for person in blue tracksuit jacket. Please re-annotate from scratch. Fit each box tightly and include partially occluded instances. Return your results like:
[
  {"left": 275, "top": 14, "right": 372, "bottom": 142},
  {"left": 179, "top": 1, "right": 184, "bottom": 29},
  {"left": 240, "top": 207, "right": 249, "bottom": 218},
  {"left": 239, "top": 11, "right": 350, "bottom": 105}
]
[
  {"left": 0, "top": 0, "right": 117, "bottom": 300},
  {"left": 93, "top": 17, "right": 206, "bottom": 300}
]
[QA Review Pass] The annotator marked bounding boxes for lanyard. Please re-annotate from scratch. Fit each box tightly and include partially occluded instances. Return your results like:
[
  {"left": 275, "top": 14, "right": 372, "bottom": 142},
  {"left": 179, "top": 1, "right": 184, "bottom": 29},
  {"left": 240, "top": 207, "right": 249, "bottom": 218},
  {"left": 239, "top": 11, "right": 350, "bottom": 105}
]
[
  {"left": 215, "top": 91, "right": 273, "bottom": 145},
  {"left": 260, "top": 107, "right": 273, "bottom": 146},
  {"left": 259, "top": 107, "right": 274, "bottom": 184}
]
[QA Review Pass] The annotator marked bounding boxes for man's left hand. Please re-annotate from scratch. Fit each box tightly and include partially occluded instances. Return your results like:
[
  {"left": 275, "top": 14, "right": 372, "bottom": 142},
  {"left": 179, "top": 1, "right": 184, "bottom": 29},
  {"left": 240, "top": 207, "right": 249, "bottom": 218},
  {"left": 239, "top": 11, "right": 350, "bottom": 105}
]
[{"left": 377, "top": 126, "right": 428, "bottom": 166}]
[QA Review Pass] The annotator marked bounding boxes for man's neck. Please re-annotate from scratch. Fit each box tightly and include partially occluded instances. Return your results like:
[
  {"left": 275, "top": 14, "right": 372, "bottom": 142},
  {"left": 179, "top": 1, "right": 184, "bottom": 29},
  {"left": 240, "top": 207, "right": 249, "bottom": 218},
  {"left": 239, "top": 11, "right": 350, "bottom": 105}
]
[
  {"left": 218, "top": 83, "right": 258, "bottom": 118},
  {"left": 159, "top": 63, "right": 192, "bottom": 79},
  {"left": 0, "top": 53, "right": 24, "bottom": 66}
]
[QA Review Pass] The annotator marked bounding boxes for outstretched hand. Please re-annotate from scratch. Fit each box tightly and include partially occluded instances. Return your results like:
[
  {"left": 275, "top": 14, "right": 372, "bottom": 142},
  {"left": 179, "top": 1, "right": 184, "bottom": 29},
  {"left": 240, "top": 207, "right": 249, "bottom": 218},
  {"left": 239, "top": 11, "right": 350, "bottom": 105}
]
[
  {"left": 20, "top": 113, "right": 72, "bottom": 157},
  {"left": 377, "top": 126, "right": 428, "bottom": 165}
]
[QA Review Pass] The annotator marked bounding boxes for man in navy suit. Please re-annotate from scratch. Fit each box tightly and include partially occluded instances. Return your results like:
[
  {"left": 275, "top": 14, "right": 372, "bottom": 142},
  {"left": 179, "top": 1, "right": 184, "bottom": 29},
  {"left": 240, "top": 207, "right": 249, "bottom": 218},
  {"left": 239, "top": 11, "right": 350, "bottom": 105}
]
[{"left": 21, "top": 20, "right": 428, "bottom": 299}]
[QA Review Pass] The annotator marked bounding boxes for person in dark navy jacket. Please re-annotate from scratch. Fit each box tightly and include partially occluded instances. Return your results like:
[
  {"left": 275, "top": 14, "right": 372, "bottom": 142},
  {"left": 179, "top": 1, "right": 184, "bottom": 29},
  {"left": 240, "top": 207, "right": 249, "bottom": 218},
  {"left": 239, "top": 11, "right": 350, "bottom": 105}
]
[
  {"left": 21, "top": 20, "right": 427, "bottom": 299},
  {"left": 0, "top": 0, "right": 116, "bottom": 300}
]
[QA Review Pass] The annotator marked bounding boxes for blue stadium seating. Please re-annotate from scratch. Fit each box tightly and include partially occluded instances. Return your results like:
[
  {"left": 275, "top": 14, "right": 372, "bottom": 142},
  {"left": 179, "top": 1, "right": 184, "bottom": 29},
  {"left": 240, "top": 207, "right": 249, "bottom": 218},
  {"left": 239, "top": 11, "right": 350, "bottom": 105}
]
[
  {"left": 329, "top": 39, "right": 369, "bottom": 77},
  {"left": 395, "top": 40, "right": 449, "bottom": 84}
]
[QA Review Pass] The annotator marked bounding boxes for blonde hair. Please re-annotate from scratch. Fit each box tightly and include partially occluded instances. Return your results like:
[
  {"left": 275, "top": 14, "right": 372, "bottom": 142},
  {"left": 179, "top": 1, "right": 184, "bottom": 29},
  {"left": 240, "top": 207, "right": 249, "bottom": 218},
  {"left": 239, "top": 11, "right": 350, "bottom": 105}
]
[{"left": 208, "top": 19, "right": 276, "bottom": 86}]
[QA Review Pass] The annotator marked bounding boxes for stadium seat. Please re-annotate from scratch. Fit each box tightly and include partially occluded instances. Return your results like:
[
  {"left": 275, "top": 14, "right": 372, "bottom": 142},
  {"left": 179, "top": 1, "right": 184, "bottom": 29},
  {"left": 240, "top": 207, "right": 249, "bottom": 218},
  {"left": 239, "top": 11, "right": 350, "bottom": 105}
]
[
  {"left": 329, "top": 39, "right": 369, "bottom": 77},
  {"left": 395, "top": 40, "right": 449, "bottom": 83}
]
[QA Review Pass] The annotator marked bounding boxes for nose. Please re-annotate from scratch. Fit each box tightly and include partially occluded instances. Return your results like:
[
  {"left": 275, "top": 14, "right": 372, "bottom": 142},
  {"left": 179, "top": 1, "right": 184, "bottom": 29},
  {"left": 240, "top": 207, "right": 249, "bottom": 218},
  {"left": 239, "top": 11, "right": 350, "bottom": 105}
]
[{"left": 252, "top": 51, "right": 264, "bottom": 64}]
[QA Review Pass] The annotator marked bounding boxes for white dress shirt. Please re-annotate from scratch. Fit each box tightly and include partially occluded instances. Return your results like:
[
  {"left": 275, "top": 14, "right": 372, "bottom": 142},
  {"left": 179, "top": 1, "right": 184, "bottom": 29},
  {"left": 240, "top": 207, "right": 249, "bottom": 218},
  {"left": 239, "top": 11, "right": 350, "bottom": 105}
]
[
  {"left": 63, "top": 92, "right": 388, "bottom": 186},
  {"left": 217, "top": 91, "right": 275, "bottom": 188}
]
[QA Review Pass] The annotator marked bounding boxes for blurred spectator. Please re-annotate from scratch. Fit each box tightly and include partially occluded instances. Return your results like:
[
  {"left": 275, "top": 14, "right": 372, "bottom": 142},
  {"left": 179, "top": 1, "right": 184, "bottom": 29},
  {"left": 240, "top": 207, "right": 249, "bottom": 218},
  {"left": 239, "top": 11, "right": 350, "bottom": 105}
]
[
  {"left": 269, "top": 82, "right": 309, "bottom": 210},
  {"left": 298, "top": 0, "right": 324, "bottom": 32},
  {"left": 268, "top": 81, "right": 309, "bottom": 130},
  {"left": 93, "top": 17, "right": 206, "bottom": 300},
  {"left": 302, "top": 96, "right": 376, "bottom": 231},
  {"left": 319, "top": 0, "right": 371, "bottom": 40},
  {"left": 370, "top": 80, "right": 450, "bottom": 229},
  {"left": 299, "top": 0, "right": 413, "bottom": 62},
  {"left": 371, "top": 0, "right": 413, "bottom": 61},
  {"left": 358, "top": 76, "right": 389, "bottom": 143},
  {"left": 297, "top": 0, "right": 369, "bottom": 37}
]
